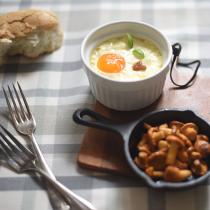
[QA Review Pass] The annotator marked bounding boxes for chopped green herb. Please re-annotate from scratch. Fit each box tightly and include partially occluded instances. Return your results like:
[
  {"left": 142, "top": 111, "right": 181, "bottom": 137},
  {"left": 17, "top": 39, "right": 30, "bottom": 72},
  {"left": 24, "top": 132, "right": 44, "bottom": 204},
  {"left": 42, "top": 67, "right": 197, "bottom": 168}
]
[
  {"left": 132, "top": 48, "right": 145, "bottom": 59},
  {"left": 126, "top": 33, "right": 133, "bottom": 49}
]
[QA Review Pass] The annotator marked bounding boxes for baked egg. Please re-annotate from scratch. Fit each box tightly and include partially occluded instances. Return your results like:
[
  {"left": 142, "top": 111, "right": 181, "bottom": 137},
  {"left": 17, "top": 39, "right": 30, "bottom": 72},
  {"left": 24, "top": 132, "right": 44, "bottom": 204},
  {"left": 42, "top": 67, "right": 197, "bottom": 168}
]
[{"left": 90, "top": 34, "right": 163, "bottom": 81}]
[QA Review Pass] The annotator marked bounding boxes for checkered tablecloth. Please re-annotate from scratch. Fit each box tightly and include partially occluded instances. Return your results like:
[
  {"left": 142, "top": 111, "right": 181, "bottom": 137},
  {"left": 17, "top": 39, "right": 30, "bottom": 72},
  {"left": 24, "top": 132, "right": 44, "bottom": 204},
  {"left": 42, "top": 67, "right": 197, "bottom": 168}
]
[{"left": 0, "top": 0, "right": 209, "bottom": 210}]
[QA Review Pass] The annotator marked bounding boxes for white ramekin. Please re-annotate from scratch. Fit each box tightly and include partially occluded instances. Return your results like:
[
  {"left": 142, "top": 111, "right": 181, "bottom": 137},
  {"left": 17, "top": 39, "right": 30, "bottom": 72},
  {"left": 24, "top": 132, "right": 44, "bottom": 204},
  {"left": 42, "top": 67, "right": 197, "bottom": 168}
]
[{"left": 81, "top": 21, "right": 172, "bottom": 111}]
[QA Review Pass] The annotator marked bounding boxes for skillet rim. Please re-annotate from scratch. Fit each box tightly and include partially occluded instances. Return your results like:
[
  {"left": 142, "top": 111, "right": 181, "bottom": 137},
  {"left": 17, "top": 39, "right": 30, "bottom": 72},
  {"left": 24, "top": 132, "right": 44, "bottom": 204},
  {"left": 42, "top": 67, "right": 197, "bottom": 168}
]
[{"left": 123, "top": 108, "right": 210, "bottom": 189}]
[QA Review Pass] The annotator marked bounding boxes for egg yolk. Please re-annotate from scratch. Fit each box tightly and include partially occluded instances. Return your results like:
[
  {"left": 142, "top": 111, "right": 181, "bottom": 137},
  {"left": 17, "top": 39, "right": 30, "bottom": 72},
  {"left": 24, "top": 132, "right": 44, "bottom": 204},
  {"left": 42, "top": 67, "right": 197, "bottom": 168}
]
[{"left": 97, "top": 53, "right": 125, "bottom": 73}]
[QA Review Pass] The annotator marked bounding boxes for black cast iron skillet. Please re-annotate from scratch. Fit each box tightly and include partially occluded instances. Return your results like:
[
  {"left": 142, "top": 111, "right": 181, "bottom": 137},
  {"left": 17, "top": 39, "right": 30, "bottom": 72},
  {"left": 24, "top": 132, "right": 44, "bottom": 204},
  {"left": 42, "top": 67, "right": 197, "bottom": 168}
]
[{"left": 73, "top": 108, "right": 210, "bottom": 189}]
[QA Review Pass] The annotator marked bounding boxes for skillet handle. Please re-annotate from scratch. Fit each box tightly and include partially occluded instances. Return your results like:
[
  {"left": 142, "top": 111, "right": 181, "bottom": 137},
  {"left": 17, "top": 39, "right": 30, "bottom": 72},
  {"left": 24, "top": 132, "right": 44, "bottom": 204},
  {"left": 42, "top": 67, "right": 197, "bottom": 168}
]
[{"left": 73, "top": 108, "right": 128, "bottom": 137}]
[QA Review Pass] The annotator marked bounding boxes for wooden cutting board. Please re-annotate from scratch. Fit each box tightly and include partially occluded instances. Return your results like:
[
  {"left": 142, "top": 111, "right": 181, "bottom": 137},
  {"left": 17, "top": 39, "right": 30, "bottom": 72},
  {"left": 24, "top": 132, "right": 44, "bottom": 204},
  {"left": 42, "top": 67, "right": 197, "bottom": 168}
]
[{"left": 77, "top": 68, "right": 210, "bottom": 176}]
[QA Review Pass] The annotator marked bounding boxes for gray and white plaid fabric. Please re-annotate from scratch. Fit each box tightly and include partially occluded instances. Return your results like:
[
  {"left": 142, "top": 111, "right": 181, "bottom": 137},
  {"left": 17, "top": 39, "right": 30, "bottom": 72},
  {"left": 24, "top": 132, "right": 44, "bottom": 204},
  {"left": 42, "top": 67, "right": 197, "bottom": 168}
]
[{"left": 0, "top": 0, "right": 209, "bottom": 209}]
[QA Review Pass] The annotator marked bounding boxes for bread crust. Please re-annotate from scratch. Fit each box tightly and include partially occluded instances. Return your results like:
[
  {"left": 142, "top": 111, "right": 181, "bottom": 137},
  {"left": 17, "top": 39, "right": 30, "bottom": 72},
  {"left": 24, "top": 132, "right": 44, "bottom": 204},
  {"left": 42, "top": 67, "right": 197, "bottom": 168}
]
[{"left": 0, "top": 9, "right": 59, "bottom": 39}]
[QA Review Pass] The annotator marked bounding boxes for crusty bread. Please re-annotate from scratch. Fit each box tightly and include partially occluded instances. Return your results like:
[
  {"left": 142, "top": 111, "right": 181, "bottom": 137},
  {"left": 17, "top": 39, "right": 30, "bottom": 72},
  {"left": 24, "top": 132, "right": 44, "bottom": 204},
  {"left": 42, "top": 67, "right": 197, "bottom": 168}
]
[{"left": 0, "top": 9, "right": 63, "bottom": 62}]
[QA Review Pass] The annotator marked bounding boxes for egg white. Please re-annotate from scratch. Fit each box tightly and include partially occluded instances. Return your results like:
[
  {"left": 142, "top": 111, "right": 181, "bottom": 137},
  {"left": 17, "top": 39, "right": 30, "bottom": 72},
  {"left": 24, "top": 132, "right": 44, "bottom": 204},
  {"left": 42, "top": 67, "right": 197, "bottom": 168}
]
[{"left": 90, "top": 36, "right": 163, "bottom": 81}]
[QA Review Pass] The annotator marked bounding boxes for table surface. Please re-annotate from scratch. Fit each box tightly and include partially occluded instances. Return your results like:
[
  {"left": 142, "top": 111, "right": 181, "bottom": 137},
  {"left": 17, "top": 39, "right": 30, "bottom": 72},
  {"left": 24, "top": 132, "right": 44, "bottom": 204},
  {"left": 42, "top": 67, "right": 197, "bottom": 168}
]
[{"left": 0, "top": 0, "right": 210, "bottom": 210}]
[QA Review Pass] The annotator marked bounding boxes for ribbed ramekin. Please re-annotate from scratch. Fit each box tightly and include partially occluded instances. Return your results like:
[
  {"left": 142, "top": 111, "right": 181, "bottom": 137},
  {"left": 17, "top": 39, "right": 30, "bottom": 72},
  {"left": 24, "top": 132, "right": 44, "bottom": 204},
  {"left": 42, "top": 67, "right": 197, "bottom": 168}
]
[{"left": 81, "top": 21, "right": 172, "bottom": 111}]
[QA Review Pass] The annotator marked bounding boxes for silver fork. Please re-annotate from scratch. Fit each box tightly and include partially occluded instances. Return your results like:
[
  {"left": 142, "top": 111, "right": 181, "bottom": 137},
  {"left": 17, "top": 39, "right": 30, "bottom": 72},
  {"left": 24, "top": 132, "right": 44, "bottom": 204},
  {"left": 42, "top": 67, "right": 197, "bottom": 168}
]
[
  {"left": 3, "top": 83, "right": 96, "bottom": 210},
  {"left": 3, "top": 83, "right": 70, "bottom": 210},
  {"left": 0, "top": 125, "right": 96, "bottom": 210}
]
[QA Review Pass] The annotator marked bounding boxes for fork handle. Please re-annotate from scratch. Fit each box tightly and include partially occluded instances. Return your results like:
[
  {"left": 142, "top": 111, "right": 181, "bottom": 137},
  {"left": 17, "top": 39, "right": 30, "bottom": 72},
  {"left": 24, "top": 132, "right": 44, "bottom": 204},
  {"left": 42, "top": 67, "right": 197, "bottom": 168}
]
[
  {"left": 31, "top": 167, "right": 96, "bottom": 210},
  {"left": 30, "top": 134, "right": 55, "bottom": 178},
  {"left": 30, "top": 134, "right": 71, "bottom": 210}
]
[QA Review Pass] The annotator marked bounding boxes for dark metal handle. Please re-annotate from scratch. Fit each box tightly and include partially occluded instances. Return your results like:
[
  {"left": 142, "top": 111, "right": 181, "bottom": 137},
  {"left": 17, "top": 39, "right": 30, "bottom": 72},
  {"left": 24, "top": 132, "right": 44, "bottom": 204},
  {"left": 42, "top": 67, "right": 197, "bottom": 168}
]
[{"left": 73, "top": 108, "right": 131, "bottom": 139}]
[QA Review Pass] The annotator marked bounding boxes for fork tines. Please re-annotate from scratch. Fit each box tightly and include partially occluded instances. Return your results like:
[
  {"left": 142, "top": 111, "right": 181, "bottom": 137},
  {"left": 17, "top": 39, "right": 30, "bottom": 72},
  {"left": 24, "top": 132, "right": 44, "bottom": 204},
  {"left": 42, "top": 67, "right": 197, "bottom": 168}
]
[
  {"left": 3, "top": 82, "right": 32, "bottom": 122},
  {"left": 0, "top": 125, "right": 33, "bottom": 157},
  {"left": 0, "top": 125, "right": 34, "bottom": 168}
]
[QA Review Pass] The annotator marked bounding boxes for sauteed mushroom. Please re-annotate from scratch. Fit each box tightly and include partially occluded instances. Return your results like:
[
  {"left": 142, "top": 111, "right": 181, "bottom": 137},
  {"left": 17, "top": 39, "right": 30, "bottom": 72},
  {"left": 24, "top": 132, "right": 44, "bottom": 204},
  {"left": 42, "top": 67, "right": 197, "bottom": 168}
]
[
  {"left": 180, "top": 123, "right": 198, "bottom": 141},
  {"left": 148, "top": 127, "right": 165, "bottom": 146},
  {"left": 169, "top": 121, "right": 184, "bottom": 132},
  {"left": 166, "top": 135, "right": 185, "bottom": 165},
  {"left": 191, "top": 159, "right": 208, "bottom": 176},
  {"left": 145, "top": 166, "right": 164, "bottom": 179},
  {"left": 173, "top": 160, "right": 188, "bottom": 170},
  {"left": 194, "top": 139, "right": 210, "bottom": 158},
  {"left": 158, "top": 140, "right": 169, "bottom": 151},
  {"left": 177, "top": 150, "right": 189, "bottom": 163},
  {"left": 164, "top": 166, "right": 192, "bottom": 182},
  {"left": 147, "top": 151, "right": 166, "bottom": 170}
]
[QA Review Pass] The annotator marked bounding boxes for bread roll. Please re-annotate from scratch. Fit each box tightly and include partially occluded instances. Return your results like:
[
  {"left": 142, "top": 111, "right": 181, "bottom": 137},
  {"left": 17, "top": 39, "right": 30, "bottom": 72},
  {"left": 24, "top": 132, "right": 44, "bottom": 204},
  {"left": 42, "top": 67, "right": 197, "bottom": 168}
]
[{"left": 0, "top": 9, "right": 63, "bottom": 61}]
